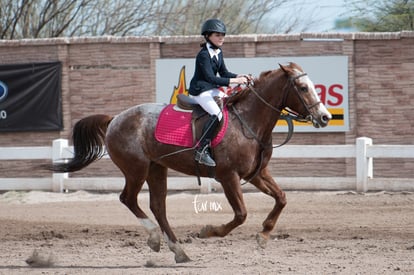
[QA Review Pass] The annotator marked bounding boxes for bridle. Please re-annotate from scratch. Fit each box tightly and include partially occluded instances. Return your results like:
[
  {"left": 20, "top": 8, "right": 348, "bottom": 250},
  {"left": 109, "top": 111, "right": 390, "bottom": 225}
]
[
  {"left": 232, "top": 71, "right": 322, "bottom": 185},
  {"left": 284, "top": 73, "right": 323, "bottom": 122},
  {"left": 232, "top": 71, "right": 321, "bottom": 148},
  {"left": 249, "top": 72, "right": 321, "bottom": 123}
]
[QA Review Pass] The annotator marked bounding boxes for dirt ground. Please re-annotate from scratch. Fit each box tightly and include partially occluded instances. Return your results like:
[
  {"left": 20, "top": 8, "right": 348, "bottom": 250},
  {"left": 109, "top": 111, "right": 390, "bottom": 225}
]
[{"left": 0, "top": 189, "right": 413, "bottom": 274}]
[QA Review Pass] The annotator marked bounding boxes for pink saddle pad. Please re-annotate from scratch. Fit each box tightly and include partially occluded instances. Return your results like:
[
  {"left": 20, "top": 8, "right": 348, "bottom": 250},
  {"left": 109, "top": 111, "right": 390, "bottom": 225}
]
[{"left": 155, "top": 104, "right": 228, "bottom": 148}]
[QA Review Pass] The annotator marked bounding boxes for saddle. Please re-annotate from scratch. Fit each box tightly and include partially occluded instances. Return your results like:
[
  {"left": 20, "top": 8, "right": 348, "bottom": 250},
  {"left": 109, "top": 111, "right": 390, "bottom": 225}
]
[
  {"left": 175, "top": 94, "right": 224, "bottom": 145},
  {"left": 154, "top": 93, "right": 229, "bottom": 148}
]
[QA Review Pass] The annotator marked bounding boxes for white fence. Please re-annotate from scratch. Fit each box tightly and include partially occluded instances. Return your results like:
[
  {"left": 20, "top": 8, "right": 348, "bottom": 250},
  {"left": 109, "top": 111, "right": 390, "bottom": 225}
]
[{"left": 0, "top": 137, "right": 413, "bottom": 193}]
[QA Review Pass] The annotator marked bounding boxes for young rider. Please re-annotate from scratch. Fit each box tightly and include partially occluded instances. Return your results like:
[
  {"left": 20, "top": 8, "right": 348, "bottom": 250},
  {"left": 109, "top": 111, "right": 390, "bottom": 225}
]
[{"left": 189, "top": 18, "right": 251, "bottom": 167}]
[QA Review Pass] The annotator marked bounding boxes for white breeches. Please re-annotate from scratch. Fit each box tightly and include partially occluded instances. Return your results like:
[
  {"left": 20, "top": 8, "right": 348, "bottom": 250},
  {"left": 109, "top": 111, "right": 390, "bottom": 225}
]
[{"left": 189, "top": 89, "right": 227, "bottom": 121}]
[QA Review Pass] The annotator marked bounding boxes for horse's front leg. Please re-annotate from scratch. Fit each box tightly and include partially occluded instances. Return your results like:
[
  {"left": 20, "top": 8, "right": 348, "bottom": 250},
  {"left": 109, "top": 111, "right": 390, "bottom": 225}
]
[
  {"left": 249, "top": 167, "right": 287, "bottom": 248},
  {"left": 199, "top": 173, "right": 247, "bottom": 238}
]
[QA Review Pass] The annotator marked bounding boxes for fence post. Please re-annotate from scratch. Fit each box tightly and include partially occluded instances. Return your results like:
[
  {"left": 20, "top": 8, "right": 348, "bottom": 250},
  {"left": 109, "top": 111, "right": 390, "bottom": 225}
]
[
  {"left": 52, "top": 139, "right": 69, "bottom": 192},
  {"left": 356, "top": 137, "right": 373, "bottom": 192}
]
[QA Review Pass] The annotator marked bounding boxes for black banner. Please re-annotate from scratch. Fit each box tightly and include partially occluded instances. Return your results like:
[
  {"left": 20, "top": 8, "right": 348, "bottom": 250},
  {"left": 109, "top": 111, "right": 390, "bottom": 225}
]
[{"left": 0, "top": 62, "right": 62, "bottom": 132}]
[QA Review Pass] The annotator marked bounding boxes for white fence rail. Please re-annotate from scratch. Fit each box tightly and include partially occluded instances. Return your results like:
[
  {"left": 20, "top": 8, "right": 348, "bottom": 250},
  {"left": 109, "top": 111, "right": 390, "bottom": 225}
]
[{"left": 0, "top": 137, "right": 413, "bottom": 193}]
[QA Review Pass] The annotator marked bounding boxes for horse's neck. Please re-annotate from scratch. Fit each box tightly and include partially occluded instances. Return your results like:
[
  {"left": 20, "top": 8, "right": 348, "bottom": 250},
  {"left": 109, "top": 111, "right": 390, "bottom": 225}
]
[{"left": 234, "top": 87, "right": 282, "bottom": 140}]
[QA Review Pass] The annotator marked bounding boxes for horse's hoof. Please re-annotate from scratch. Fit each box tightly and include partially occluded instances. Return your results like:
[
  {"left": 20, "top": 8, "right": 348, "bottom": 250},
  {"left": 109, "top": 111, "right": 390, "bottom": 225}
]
[
  {"left": 147, "top": 230, "right": 161, "bottom": 252},
  {"left": 167, "top": 240, "right": 191, "bottom": 263},
  {"left": 256, "top": 232, "right": 268, "bottom": 249},
  {"left": 199, "top": 225, "right": 214, "bottom": 238},
  {"left": 175, "top": 252, "right": 191, "bottom": 263}
]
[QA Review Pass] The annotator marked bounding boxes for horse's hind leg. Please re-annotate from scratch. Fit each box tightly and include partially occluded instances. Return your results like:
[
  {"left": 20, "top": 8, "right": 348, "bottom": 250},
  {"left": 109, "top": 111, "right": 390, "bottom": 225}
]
[
  {"left": 119, "top": 167, "right": 161, "bottom": 252},
  {"left": 146, "top": 162, "right": 191, "bottom": 263},
  {"left": 250, "top": 167, "right": 287, "bottom": 248}
]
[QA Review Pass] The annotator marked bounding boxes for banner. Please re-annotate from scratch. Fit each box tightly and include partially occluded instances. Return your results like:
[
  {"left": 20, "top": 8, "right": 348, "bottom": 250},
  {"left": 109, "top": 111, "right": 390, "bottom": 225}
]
[
  {"left": 156, "top": 56, "right": 349, "bottom": 132},
  {"left": 0, "top": 62, "right": 62, "bottom": 132}
]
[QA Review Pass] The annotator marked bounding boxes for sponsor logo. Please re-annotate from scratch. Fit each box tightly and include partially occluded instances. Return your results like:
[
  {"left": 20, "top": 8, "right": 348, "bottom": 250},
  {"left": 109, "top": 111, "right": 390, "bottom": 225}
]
[
  {"left": 169, "top": 66, "right": 188, "bottom": 104},
  {"left": 0, "top": 81, "right": 8, "bottom": 103}
]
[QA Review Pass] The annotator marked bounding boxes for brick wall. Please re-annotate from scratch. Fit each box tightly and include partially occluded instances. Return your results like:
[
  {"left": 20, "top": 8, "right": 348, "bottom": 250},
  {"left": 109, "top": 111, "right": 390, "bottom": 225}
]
[{"left": 1, "top": 33, "right": 413, "bottom": 179}]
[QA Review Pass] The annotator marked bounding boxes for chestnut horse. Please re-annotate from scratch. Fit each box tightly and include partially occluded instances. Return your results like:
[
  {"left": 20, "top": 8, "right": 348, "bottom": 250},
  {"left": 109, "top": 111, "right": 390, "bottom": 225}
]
[{"left": 52, "top": 62, "right": 331, "bottom": 263}]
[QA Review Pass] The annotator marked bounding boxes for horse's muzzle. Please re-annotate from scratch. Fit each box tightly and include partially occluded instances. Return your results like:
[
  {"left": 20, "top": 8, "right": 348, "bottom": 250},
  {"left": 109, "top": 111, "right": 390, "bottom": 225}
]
[{"left": 309, "top": 111, "right": 332, "bottom": 128}]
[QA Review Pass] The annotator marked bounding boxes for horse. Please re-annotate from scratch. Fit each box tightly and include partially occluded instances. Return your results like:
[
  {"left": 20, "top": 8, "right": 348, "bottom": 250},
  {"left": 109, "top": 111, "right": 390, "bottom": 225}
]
[{"left": 51, "top": 62, "right": 331, "bottom": 263}]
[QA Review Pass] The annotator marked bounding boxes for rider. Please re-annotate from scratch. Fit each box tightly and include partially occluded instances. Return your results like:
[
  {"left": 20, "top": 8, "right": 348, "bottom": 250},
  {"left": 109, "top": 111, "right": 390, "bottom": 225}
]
[{"left": 189, "top": 18, "right": 251, "bottom": 167}]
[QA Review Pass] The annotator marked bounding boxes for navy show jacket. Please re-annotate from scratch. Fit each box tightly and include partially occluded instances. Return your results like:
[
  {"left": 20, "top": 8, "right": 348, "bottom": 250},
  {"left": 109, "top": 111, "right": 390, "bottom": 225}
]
[{"left": 189, "top": 45, "right": 237, "bottom": 96}]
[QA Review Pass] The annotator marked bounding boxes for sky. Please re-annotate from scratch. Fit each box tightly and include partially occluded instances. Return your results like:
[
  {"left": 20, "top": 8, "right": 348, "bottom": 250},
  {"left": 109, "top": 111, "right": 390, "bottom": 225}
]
[{"left": 271, "top": 0, "right": 350, "bottom": 32}]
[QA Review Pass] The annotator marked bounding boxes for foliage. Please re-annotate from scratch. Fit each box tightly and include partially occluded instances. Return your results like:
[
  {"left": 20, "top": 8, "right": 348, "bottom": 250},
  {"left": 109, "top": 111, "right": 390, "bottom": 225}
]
[
  {"left": 345, "top": 0, "right": 414, "bottom": 31},
  {"left": 0, "top": 0, "right": 319, "bottom": 39},
  {"left": 0, "top": 0, "right": 157, "bottom": 38},
  {"left": 149, "top": 0, "right": 288, "bottom": 35}
]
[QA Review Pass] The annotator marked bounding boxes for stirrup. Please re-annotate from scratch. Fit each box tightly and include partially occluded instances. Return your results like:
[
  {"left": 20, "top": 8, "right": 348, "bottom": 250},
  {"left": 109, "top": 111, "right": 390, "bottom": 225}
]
[{"left": 195, "top": 147, "right": 216, "bottom": 167}]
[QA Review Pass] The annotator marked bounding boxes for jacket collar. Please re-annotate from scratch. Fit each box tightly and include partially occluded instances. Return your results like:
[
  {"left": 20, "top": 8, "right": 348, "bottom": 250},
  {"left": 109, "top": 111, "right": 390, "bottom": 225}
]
[{"left": 206, "top": 42, "right": 221, "bottom": 59}]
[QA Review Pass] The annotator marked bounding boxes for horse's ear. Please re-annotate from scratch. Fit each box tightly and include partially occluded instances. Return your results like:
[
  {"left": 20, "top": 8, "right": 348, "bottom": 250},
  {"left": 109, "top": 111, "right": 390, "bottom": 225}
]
[{"left": 279, "top": 63, "right": 288, "bottom": 74}]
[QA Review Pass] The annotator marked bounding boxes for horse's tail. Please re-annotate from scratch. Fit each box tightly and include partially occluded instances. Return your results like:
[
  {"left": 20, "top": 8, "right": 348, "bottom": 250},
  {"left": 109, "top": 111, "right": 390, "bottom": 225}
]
[{"left": 51, "top": 114, "right": 113, "bottom": 173}]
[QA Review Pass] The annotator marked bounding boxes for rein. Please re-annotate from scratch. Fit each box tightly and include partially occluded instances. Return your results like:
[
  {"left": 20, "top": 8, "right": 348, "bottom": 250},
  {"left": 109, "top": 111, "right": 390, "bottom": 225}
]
[
  {"left": 241, "top": 72, "right": 310, "bottom": 149},
  {"left": 249, "top": 72, "right": 312, "bottom": 120},
  {"left": 231, "top": 103, "right": 293, "bottom": 186},
  {"left": 233, "top": 72, "right": 317, "bottom": 185}
]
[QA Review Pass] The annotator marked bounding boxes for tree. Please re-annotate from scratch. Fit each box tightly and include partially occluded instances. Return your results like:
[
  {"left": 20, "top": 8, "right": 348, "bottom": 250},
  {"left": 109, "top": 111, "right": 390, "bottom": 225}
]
[
  {"left": 0, "top": 0, "right": 318, "bottom": 39},
  {"left": 344, "top": 0, "right": 414, "bottom": 31},
  {"left": 0, "top": 0, "right": 158, "bottom": 38},
  {"left": 149, "top": 0, "right": 298, "bottom": 35}
]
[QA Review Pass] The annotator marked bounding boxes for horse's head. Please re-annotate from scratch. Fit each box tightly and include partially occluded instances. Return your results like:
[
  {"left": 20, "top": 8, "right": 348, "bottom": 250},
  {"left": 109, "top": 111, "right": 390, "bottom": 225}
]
[{"left": 279, "top": 62, "right": 331, "bottom": 128}]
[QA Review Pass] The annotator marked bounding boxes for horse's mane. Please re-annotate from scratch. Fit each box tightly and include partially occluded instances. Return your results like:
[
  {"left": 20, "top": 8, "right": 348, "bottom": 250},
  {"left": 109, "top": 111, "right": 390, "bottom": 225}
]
[
  {"left": 226, "top": 69, "right": 279, "bottom": 105},
  {"left": 225, "top": 86, "right": 250, "bottom": 105},
  {"left": 225, "top": 62, "right": 304, "bottom": 106}
]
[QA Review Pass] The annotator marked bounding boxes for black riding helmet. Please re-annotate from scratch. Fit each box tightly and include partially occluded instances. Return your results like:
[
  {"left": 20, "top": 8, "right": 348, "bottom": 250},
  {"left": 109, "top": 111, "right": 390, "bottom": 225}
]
[{"left": 201, "top": 19, "right": 226, "bottom": 36}]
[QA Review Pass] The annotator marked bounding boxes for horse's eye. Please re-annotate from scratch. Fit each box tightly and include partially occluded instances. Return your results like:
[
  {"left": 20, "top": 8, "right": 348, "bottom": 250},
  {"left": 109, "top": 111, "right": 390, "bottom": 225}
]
[{"left": 300, "top": 86, "right": 308, "bottom": 93}]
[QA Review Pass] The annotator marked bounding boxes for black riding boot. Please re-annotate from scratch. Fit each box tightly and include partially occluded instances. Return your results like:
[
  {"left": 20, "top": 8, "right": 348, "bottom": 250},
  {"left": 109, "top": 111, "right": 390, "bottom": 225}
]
[{"left": 195, "top": 115, "right": 219, "bottom": 167}]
